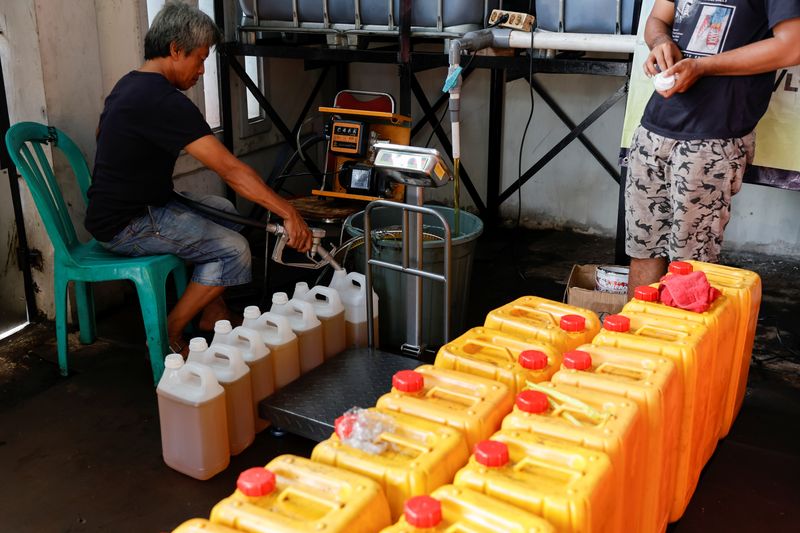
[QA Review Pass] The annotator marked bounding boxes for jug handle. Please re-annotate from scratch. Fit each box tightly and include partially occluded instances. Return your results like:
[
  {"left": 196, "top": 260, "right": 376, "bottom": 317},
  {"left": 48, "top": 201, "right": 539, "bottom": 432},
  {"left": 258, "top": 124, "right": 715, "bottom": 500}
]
[
  {"left": 514, "top": 454, "right": 586, "bottom": 477},
  {"left": 346, "top": 272, "right": 366, "bottom": 294},
  {"left": 209, "top": 343, "right": 243, "bottom": 365},
  {"left": 291, "top": 299, "right": 317, "bottom": 322},
  {"left": 379, "top": 432, "right": 433, "bottom": 455},
  {"left": 634, "top": 325, "right": 687, "bottom": 342},
  {"left": 308, "top": 285, "right": 340, "bottom": 306},
  {"left": 181, "top": 361, "right": 218, "bottom": 395},
  {"left": 260, "top": 313, "right": 293, "bottom": 336},
  {"left": 276, "top": 487, "right": 339, "bottom": 512},
  {"left": 505, "top": 305, "right": 559, "bottom": 327},
  {"left": 459, "top": 339, "right": 515, "bottom": 360},
  {"left": 232, "top": 326, "right": 263, "bottom": 349}
]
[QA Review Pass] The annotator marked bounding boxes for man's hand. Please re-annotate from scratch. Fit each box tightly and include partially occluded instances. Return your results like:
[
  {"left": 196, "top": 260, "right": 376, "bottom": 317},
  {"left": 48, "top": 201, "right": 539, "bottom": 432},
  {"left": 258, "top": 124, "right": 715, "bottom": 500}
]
[
  {"left": 644, "top": 37, "right": 683, "bottom": 78},
  {"left": 283, "top": 211, "right": 312, "bottom": 253},
  {"left": 656, "top": 58, "right": 706, "bottom": 98}
]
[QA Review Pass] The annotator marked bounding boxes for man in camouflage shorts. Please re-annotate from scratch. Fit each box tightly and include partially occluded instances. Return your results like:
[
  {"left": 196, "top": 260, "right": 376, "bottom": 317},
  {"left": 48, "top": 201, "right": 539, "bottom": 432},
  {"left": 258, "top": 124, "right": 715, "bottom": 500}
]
[
  {"left": 626, "top": 128, "right": 755, "bottom": 262},
  {"left": 626, "top": 0, "right": 800, "bottom": 296}
]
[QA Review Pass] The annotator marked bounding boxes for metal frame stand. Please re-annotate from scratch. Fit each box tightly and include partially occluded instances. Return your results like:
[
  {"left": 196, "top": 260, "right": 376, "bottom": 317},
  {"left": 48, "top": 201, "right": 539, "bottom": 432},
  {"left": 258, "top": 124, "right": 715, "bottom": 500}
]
[{"left": 262, "top": 191, "right": 452, "bottom": 441}]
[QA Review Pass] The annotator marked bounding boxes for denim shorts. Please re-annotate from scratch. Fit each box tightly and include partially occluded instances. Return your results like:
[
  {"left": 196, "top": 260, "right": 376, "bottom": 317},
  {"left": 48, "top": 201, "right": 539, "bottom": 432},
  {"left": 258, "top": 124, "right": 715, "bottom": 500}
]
[{"left": 100, "top": 193, "right": 252, "bottom": 287}]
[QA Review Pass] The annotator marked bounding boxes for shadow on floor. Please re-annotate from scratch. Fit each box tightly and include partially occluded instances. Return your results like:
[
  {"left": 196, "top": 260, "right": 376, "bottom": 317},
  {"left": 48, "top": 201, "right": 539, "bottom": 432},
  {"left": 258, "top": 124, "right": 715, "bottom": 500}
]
[{"left": 1, "top": 228, "right": 798, "bottom": 532}]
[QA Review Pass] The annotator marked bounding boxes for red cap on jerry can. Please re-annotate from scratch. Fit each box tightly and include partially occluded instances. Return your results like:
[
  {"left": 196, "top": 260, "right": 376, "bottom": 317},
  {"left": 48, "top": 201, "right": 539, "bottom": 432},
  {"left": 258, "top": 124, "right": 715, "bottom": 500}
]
[
  {"left": 393, "top": 370, "right": 424, "bottom": 393},
  {"left": 516, "top": 390, "right": 549, "bottom": 413},
  {"left": 563, "top": 350, "right": 592, "bottom": 370},
  {"left": 474, "top": 440, "right": 510, "bottom": 467},
  {"left": 335, "top": 412, "right": 358, "bottom": 439},
  {"left": 237, "top": 467, "right": 276, "bottom": 497},
  {"left": 519, "top": 350, "right": 548, "bottom": 370},
  {"left": 669, "top": 261, "right": 693, "bottom": 275},
  {"left": 603, "top": 314, "right": 631, "bottom": 332},
  {"left": 560, "top": 314, "right": 586, "bottom": 332},
  {"left": 404, "top": 496, "right": 442, "bottom": 528},
  {"left": 634, "top": 286, "right": 659, "bottom": 302}
]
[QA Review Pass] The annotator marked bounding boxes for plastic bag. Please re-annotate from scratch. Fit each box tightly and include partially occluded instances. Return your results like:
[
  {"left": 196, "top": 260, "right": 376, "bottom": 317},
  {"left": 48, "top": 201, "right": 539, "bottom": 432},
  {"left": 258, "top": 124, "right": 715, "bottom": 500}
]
[{"left": 334, "top": 407, "right": 395, "bottom": 455}]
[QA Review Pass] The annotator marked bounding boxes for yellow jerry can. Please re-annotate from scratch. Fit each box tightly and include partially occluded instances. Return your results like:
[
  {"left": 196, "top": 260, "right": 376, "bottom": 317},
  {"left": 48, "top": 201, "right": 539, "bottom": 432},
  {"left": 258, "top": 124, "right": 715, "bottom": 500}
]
[
  {"left": 434, "top": 327, "right": 561, "bottom": 394},
  {"left": 484, "top": 296, "right": 601, "bottom": 353},
  {"left": 376, "top": 365, "right": 513, "bottom": 448},
  {"left": 210, "top": 455, "right": 391, "bottom": 533}
]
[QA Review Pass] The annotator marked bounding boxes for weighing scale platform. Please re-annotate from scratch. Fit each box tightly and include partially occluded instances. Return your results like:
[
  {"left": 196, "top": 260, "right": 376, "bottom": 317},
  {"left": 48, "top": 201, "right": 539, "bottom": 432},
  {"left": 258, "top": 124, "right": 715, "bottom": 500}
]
[{"left": 259, "top": 348, "right": 422, "bottom": 442}]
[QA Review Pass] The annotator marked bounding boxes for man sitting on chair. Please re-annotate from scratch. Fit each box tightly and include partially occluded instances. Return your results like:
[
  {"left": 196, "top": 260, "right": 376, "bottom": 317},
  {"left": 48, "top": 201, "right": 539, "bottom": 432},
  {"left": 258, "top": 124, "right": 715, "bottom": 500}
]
[{"left": 85, "top": 1, "right": 311, "bottom": 354}]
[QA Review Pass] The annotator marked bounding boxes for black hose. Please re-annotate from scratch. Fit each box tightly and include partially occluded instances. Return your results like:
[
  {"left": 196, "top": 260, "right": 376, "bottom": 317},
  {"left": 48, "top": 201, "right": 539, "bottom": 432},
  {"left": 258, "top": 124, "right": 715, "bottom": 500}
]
[{"left": 172, "top": 191, "right": 269, "bottom": 229}]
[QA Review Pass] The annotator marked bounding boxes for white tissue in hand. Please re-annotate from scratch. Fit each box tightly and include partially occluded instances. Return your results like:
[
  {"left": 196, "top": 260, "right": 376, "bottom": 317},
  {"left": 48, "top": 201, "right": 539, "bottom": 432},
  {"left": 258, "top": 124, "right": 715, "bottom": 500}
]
[{"left": 653, "top": 72, "right": 676, "bottom": 91}]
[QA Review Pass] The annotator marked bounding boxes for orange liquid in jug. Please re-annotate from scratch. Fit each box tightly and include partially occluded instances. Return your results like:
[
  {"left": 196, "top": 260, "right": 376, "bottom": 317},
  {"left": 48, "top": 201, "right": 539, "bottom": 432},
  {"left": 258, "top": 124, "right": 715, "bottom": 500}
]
[
  {"left": 247, "top": 356, "right": 274, "bottom": 432},
  {"left": 297, "top": 324, "right": 324, "bottom": 373},
  {"left": 268, "top": 339, "right": 301, "bottom": 390},
  {"left": 346, "top": 317, "right": 380, "bottom": 348},
  {"left": 319, "top": 313, "right": 346, "bottom": 359},
  {"left": 222, "top": 374, "right": 255, "bottom": 455},
  {"left": 157, "top": 389, "right": 229, "bottom": 480}
]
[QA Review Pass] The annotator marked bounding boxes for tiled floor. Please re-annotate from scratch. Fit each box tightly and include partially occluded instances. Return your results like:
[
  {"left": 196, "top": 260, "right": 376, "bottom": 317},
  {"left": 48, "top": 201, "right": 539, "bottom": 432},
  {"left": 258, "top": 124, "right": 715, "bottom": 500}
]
[{"left": 1, "top": 228, "right": 798, "bottom": 532}]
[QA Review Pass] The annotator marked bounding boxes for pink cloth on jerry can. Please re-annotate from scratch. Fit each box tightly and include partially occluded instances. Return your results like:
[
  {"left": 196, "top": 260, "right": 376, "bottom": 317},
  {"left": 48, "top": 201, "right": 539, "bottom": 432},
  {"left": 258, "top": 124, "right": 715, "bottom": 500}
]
[{"left": 659, "top": 271, "right": 721, "bottom": 313}]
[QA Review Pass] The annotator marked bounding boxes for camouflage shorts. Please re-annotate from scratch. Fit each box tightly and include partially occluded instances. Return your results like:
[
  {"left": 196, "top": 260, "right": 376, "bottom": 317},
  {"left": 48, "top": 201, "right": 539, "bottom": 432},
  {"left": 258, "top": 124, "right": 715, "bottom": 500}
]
[{"left": 625, "top": 126, "right": 755, "bottom": 262}]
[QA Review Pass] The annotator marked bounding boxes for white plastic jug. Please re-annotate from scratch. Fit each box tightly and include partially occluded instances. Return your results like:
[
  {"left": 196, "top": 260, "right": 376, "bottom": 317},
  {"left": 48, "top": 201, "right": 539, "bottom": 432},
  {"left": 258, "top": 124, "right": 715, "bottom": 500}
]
[
  {"left": 212, "top": 320, "right": 274, "bottom": 433},
  {"left": 295, "top": 282, "right": 346, "bottom": 359},
  {"left": 243, "top": 308, "right": 301, "bottom": 390},
  {"left": 329, "top": 270, "right": 379, "bottom": 348},
  {"left": 187, "top": 339, "right": 254, "bottom": 455},
  {"left": 270, "top": 292, "right": 324, "bottom": 374},
  {"left": 156, "top": 354, "right": 229, "bottom": 480}
]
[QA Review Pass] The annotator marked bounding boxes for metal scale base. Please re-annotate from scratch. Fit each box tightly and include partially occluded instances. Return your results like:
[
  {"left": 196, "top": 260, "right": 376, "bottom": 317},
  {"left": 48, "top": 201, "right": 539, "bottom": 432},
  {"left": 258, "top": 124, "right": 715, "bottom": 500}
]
[{"left": 259, "top": 348, "right": 421, "bottom": 442}]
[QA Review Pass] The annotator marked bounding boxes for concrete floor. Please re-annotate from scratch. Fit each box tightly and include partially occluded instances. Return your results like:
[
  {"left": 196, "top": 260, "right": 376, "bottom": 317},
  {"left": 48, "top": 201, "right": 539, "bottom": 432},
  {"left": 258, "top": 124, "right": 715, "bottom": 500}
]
[{"left": 1, "top": 228, "right": 799, "bottom": 532}]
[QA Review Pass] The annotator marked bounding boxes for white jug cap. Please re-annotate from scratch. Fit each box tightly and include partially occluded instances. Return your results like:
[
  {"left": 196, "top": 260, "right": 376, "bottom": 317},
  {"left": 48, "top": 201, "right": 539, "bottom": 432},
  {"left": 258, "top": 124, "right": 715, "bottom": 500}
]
[
  {"left": 293, "top": 282, "right": 310, "bottom": 298},
  {"left": 215, "top": 320, "right": 233, "bottom": 334},
  {"left": 272, "top": 292, "right": 289, "bottom": 305},
  {"left": 189, "top": 337, "right": 208, "bottom": 352},
  {"left": 164, "top": 353, "right": 184, "bottom": 369},
  {"left": 243, "top": 305, "right": 261, "bottom": 319}
]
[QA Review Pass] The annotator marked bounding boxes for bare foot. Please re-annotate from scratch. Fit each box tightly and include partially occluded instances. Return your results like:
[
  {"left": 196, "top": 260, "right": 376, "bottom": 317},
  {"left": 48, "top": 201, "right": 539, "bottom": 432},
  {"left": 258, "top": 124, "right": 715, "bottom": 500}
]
[{"left": 198, "top": 295, "right": 233, "bottom": 331}]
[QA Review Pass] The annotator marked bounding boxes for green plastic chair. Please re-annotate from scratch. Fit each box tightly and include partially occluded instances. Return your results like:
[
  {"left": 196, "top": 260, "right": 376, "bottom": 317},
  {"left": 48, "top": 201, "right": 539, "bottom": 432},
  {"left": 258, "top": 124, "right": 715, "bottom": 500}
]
[{"left": 5, "top": 122, "right": 187, "bottom": 384}]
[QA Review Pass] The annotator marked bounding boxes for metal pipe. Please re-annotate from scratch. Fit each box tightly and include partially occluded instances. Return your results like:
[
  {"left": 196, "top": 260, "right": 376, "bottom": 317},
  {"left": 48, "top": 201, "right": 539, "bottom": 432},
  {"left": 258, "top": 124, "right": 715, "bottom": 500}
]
[{"left": 508, "top": 30, "right": 637, "bottom": 53}]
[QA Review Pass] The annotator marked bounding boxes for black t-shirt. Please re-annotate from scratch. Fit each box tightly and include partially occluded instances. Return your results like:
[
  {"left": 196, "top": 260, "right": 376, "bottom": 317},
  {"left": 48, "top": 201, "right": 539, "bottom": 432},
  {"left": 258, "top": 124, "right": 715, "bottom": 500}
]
[
  {"left": 85, "top": 71, "right": 211, "bottom": 241},
  {"left": 641, "top": 0, "right": 800, "bottom": 140}
]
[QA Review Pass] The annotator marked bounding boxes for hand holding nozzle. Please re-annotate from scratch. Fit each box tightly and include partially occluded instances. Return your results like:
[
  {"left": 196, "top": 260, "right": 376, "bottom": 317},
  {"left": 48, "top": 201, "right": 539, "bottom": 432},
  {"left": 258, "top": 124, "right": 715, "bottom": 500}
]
[{"left": 266, "top": 222, "right": 341, "bottom": 271}]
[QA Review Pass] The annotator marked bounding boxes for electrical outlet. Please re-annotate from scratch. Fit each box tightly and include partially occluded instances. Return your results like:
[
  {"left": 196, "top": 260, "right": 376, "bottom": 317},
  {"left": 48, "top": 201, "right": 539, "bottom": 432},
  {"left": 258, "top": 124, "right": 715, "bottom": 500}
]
[{"left": 489, "top": 9, "right": 535, "bottom": 32}]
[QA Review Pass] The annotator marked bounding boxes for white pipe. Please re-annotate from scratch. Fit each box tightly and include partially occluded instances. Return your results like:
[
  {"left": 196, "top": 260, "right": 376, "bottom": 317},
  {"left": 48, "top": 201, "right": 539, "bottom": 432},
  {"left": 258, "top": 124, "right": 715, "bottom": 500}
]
[{"left": 507, "top": 31, "right": 637, "bottom": 54}]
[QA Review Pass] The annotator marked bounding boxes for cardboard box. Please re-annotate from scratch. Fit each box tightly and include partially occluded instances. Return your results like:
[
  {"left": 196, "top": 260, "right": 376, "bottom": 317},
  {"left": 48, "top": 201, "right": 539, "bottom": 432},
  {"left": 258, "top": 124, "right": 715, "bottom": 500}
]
[{"left": 564, "top": 264, "right": 627, "bottom": 317}]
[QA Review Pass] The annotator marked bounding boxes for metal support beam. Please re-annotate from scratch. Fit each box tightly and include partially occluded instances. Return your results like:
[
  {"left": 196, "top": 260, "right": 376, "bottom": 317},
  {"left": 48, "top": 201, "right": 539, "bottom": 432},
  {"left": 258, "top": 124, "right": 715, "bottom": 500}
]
[
  {"left": 224, "top": 51, "right": 325, "bottom": 183},
  {"left": 409, "top": 75, "right": 487, "bottom": 217},
  {"left": 487, "top": 68, "right": 506, "bottom": 221},
  {"left": 398, "top": 0, "right": 412, "bottom": 116},
  {"left": 529, "top": 76, "right": 621, "bottom": 184},
  {"left": 291, "top": 66, "right": 329, "bottom": 138},
  {"left": 615, "top": 166, "right": 630, "bottom": 265},
  {"left": 497, "top": 82, "right": 628, "bottom": 205}
]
